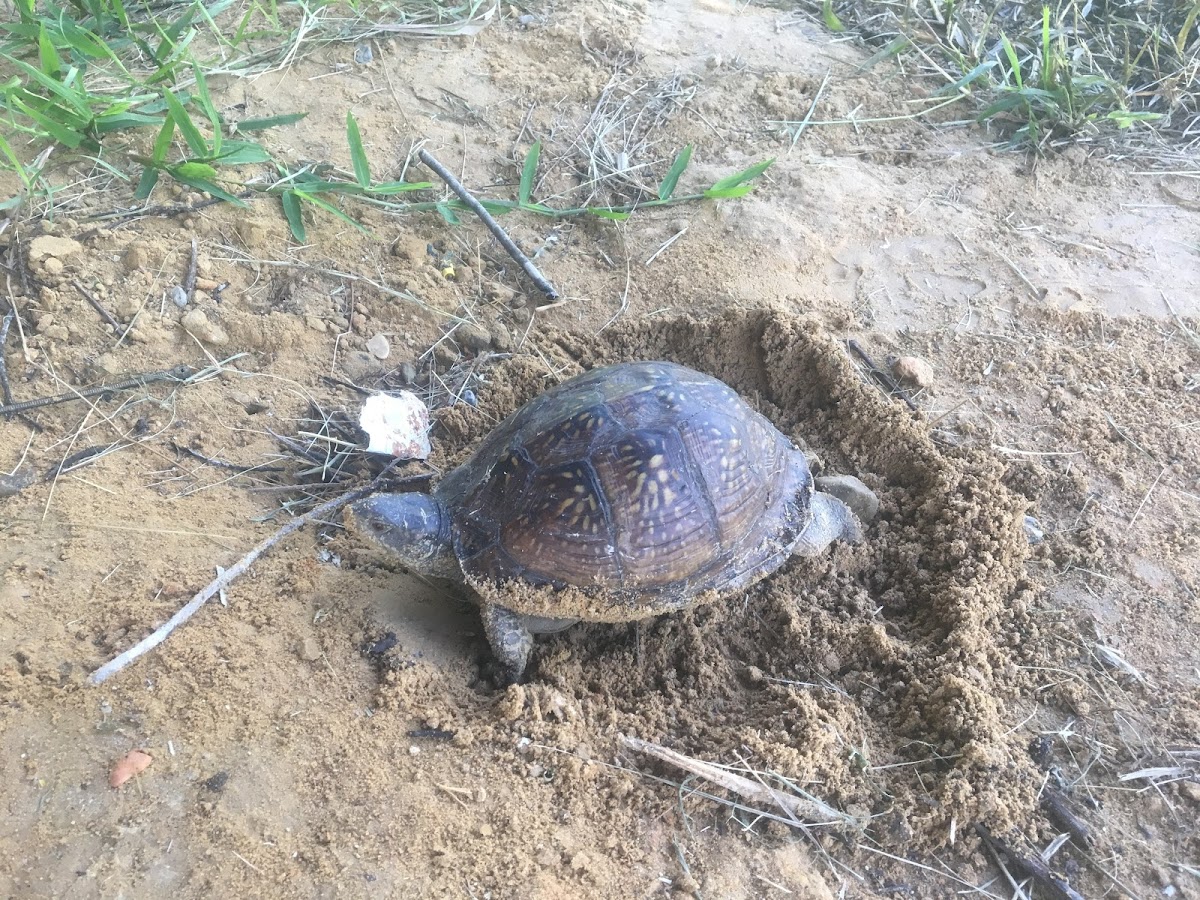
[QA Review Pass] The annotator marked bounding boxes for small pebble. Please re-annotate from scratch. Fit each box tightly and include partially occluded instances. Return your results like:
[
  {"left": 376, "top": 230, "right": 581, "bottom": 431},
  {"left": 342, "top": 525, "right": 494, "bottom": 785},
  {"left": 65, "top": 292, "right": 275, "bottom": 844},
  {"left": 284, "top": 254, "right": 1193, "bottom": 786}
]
[
  {"left": 398, "top": 361, "right": 417, "bottom": 384},
  {"left": 891, "top": 355, "right": 935, "bottom": 389},
  {"left": 169, "top": 285, "right": 188, "bottom": 308},
  {"left": 109, "top": 749, "right": 153, "bottom": 788},
  {"left": 1023, "top": 515, "right": 1045, "bottom": 545},
  {"left": 366, "top": 333, "right": 391, "bottom": 359},
  {"left": 408, "top": 745, "right": 421, "bottom": 756},
  {"left": 456, "top": 323, "right": 492, "bottom": 353},
  {"left": 28, "top": 234, "right": 82, "bottom": 262},
  {"left": 298, "top": 637, "right": 322, "bottom": 661},
  {"left": 305, "top": 315, "right": 327, "bottom": 333},
  {"left": 814, "top": 474, "right": 879, "bottom": 524},
  {"left": 42, "top": 257, "right": 64, "bottom": 276},
  {"left": 354, "top": 42, "right": 373, "bottom": 64},
  {"left": 460, "top": 389, "right": 478, "bottom": 407}
]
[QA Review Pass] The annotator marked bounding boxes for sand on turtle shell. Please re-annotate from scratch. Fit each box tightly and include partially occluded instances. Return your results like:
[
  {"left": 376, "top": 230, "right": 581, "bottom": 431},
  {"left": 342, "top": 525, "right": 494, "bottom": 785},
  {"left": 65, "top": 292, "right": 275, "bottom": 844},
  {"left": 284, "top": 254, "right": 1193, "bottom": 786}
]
[{"left": 381, "top": 306, "right": 1043, "bottom": 843}]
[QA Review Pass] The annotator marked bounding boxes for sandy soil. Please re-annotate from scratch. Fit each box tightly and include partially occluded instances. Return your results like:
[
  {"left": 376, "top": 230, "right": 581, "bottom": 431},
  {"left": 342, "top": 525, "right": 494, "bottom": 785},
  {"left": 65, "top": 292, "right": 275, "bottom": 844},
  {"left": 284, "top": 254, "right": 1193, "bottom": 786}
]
[{"left": 1, "top": 0, "right": 1198, "bottom": 897}]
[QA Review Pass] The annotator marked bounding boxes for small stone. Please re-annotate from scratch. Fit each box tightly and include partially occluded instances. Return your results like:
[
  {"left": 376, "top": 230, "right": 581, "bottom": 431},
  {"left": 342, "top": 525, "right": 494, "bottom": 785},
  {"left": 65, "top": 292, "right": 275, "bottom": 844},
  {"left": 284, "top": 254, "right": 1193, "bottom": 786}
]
[
  {"left": 35, "top": 314, "right": 55, "bottom": 333},
  {"left": 123, "top": 245, "right": 150, "bottom": 271},
  {"left": 94, "top": 353, "right": 123, "bottom": 377},
  {"left": 814, "top": 474, "right": 879, "bottom": 524},
  {"left": 408, "top": 745, "right": 420, "bottom": 756},
  {"left": 477, "top": 823, "right": 494, "bottom": 837},
  {"left": 29, "top": 234, "right": 82, "bottom": 262},
  {"left": 298, "top": 638, "right": 321, "bottom": 661},
  {"left": 1179, "top": 780, "right": 1200, "bottom": 805},
  {"left": 398, "top": 361, "right": 417, "bottom": 385},
  {"left": 1023, "top": 515, "right": 1045, "bottom": 545},
  {"left": 705, "top": 54, "right": 723, "bottom": 69},
  {"left": 180, "top": 309, "right": 228, "bottom": 345},
  {"left": 341, "top": 351, "right": 384, "bottom": 383},
  {"left": 433, "top": 344, "right": 459, "bottom": 367},
  {"left": 169, "top": 286, "right": 188, "bottom": 308},
  {"left": 305, "top": 315, "right": 327, "bottom": 333},
  {"left": 115, "top": 296, "right": 141, "bottom": 320},
  {"left": 486, "top": 284, "right": 515, "bottom": 305},
  {"left": 42, "top": 257, "right": 64, "bottom": 276},
  {"left": 891, "top": 355, "right": 934, "bottom": 389},
  {"left": 43, "top": 325, "right": 70, "bottom": 342},
  {"left": 456, "top": 323, "right": 492, "bottom": 353},
  {"left": 366, "top": 333, "right": 391, "bottom": 359},
  {"left": 350, "top": 313, "right": 367, "bottom": 332},
  {"left": 491, "top": 324, "right": 513, "bottom": 353}
]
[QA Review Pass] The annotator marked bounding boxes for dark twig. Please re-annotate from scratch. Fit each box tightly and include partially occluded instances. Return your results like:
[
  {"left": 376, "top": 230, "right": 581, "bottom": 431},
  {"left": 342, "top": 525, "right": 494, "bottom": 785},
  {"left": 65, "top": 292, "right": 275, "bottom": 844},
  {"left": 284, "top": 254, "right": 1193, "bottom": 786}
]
[
  {"left": 87, "top": 461, "right": 402, "bottom": 685},
  {"left": 417, "top": 148, "right": 559, "bottom": 300},
  {"left": 847, "top": 339, "right": 919, "bottom": 411},
  {"left": 183, "top": 237, "right": 199, "bottom": 303},
  {"left": 1041, "top": 790, "right": 1092, "bottom": 848},
  {"left": 320, "top": 374, "right": 373, "bottom": 397},
  {"left": 0, "top": 365, "right": 195, "bottom": 417},
  {"left": 169, "top": 441, "right": 287, "bottom": 474},
  {"left": 72, "top": 280, "right": 122, "bottom": 330},
  {"left": 975, "top": 825, "right": 1085, "bottom": 900},
  {"left": 44, "top": 442, "right": 123, "bottom": 480},
  {"left": 0, "top": 310, "right": 13, "bottom": 408},
  {"left": 82, "top": 191, "right": 256, "bottom": 225}
]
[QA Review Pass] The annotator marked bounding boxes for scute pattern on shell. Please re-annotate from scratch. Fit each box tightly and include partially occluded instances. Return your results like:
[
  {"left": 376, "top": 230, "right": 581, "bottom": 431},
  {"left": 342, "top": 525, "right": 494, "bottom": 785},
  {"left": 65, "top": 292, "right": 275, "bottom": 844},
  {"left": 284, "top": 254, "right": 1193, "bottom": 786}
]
[{"left": 436, "top": 361, "right": 814, "bottom": 611}]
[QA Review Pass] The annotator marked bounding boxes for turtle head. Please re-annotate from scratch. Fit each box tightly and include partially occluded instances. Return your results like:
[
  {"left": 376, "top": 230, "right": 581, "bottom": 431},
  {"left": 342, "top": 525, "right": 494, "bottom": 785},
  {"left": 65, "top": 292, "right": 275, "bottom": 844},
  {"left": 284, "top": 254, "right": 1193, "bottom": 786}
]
[
  {"left": 792, "top": 491, "right": 866, "bottom": 556},
  {"left": 345, "top": 493, "right": 461, "bottom": 580}
]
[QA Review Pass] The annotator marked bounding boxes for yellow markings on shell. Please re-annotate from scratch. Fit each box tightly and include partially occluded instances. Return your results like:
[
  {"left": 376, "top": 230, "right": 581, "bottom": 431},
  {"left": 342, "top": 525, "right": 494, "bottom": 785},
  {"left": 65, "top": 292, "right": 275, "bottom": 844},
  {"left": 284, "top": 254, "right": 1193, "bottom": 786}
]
[
  {"left": 662, "top": 487, "right": 676, "bottom": 504},
  {"left": 649, "top": 453, "right": 664, "bottom": 468},
  {"left": 656, "top": 469, "right": 670, "bottom": 482},
  {"left": 632, "top": 472, "right": 647, "bottom": 497}
]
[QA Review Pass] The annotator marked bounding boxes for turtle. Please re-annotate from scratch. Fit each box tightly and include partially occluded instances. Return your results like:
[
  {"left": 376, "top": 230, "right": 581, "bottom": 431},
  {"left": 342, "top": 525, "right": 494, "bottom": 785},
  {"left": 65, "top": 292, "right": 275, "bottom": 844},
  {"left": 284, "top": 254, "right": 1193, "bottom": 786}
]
[{"left": 345, "top": 360, "right": 871, "bottom": 683}]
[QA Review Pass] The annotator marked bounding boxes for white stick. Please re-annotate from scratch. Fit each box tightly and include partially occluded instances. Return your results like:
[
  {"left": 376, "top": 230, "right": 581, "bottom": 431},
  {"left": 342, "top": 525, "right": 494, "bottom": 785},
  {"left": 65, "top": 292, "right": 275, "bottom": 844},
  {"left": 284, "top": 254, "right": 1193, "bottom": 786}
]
[{"left": 88, "top": 482, "right": 378, "bottom": 685}]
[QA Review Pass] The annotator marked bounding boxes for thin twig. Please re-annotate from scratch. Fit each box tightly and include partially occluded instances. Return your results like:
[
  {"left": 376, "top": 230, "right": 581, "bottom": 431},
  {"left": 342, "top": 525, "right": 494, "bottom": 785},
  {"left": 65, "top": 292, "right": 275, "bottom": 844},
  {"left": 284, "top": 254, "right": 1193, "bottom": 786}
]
[
  {"left": 621, "top": 735, "right": 861, "bottom": 828},
  {"left": 417, "top": 148, "right": 559, "bottom": 300},
  {"left": 846, "top": 339, "right": 919, "bottom": 411},
  {"left": 72, "top": 280, "right": 121, "bottom": 330},
  {"left": 975, "top": 825, "right": 1085, "bottom": 900},
  {"left": 0, "top": 365, "right": 195, "bottom": 417},
  {"left": 0, "top": 309, "right": 13, "bottom": 408},
  {"left": 87, "top": 467, "right": 396, "bottom": 685},
  {"left": 183, "top": 237, "right": 199, "bottom": 303}
]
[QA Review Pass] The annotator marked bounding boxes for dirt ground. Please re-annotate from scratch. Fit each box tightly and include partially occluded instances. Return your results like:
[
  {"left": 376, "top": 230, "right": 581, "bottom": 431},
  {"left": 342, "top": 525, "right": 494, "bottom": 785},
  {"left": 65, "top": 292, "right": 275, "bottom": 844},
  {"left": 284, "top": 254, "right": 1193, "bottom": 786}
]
[{"left": 1, "top": 0, "right": 1198, "bottom": 897}]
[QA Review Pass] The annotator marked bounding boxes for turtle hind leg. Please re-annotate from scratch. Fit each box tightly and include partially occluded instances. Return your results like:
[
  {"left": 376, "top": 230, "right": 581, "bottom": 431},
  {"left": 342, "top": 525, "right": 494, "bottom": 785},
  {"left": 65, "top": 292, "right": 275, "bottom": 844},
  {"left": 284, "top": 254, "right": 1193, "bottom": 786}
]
[{"left": 479, "top": 603, "right": 534, "bottom": 685}]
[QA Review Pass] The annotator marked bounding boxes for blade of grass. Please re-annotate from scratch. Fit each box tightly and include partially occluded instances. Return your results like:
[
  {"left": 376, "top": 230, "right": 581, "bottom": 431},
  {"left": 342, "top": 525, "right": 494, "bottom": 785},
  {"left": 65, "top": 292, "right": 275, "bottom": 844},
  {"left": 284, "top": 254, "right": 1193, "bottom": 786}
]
[{"left": 345, "top": 110, "right": 370, "bottom": 189}]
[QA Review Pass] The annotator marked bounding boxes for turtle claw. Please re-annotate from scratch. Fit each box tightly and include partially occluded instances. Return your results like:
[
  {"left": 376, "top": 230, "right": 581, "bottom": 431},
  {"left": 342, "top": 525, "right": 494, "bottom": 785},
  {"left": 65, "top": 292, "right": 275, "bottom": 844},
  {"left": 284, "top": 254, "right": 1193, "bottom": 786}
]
[{"left": 480, "top": 603, "right": 534, "bottom": 685}]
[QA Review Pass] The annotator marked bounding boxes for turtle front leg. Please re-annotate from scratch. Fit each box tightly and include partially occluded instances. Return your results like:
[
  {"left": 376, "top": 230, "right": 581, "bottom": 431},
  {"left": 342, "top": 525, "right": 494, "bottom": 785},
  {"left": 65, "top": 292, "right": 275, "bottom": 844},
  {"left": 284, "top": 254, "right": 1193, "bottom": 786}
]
[{"left": 479, "top": 603, "right": 534, "bottom": 685}]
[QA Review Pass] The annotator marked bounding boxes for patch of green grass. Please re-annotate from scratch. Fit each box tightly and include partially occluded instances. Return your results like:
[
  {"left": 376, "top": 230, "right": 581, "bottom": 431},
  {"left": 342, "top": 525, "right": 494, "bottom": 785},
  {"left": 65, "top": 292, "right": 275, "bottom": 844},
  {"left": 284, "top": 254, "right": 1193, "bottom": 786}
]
[{"left": 793, "top": 0, "right": 1196, "bottom": 152}]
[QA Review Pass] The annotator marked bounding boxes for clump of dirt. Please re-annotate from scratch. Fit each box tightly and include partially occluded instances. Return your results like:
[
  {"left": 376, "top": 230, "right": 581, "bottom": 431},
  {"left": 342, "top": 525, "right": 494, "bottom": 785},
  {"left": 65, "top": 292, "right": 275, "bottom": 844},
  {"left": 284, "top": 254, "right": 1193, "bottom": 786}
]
[{"left": 372, "top": 307, "right": 1047, "bottom": 846}]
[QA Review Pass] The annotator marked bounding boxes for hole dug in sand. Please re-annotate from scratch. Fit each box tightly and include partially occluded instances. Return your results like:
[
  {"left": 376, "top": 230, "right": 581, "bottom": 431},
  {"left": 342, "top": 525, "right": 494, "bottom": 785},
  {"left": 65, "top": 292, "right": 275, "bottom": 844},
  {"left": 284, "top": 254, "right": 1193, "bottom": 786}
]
[{"left": 388, "top": 307, "right": 1043, "bottom": 850}]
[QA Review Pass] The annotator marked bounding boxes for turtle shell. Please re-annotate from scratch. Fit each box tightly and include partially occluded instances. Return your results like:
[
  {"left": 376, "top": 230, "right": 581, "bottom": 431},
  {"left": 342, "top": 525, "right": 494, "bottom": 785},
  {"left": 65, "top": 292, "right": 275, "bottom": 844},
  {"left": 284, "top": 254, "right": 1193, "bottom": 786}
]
[{"left": 435, "top": 361, "right": 814, "bottom": 615}]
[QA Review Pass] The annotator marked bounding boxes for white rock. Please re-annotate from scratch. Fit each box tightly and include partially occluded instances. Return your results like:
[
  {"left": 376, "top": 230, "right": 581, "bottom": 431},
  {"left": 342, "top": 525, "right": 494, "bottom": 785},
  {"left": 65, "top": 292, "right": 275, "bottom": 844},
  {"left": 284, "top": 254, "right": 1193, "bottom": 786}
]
[
  {"left": 358, "top": 392, "right": 431, "bottom": 459},
  {"left": 366, "top": 333, "right": 391, "bottom": 360}
]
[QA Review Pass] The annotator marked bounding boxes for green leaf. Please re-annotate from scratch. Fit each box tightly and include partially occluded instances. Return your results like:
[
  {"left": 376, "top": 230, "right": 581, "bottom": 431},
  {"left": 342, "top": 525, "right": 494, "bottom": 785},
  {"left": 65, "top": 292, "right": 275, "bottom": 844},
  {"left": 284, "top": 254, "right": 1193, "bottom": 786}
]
[
  {"left": 588, "top": 207, "right": 632, "bottom": 221},
  {"left": 173, "top": 161, "right": 218, "bottom": 180},
  {"left": 821, "top": 0, "right": 844, "bottom": 32},
  {"left": 235, "top": 112, "right": 306, "bottom": 132},
  {"left": 658, "top": 144, "right": 692, "bottom": 200},
  {"left": 703, "top": 185, "right": 754, "bottom": 199},
  {"left": 345, "top": 110, "right": 370, "bottom": 188},
  {"left": 169, "top": 170, "right": 245, "bottom": 205},
  {"left": 192, "top": 65, "right": 220, "bottom": 156},
  {"left": 208, "top": 140, "right": 272, "bottom": 165},
  {"left": 369, "top": 180, "right": 433, "bottom": 194},
  {"left": 934, "top": 60, "right": 998, "bottom": 97},
  {"left": 37, "top": 25, "right": 62, "bottom": 76},
  {"left": 518, "top": 141, "right": 540, "bottom": 205},
  {"left": 706, "top": 158, "right": 774, "bottom": 192},
  {"left": 281, "top": 190, "right": 305, "bottom": 241},
  {"left": 1000, "top": 33, "right": 1022, "bottom": 89},
  {"left": 436, "top": 202, "right": 461, "bottom": 225},
  {"left": 150, "top": 116, "right": 174, "bottom": 162},
  {"left": 294, "top": 189, "right": 370, "bottom": 234},
  {"left": 8, "top": 95, "right": 86, "bottom": 148},
  {"left": 95, "top": 111, "right": 166, "bottom": 132},
  {"left": 163, "top": 89, "right": 209, "bottom": 157},
  {"left": 5, "top": 57, "right": 90, "bottom": 116},
  {"left": 134, "top": 166, "right": 160, "bottom": 199}
]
